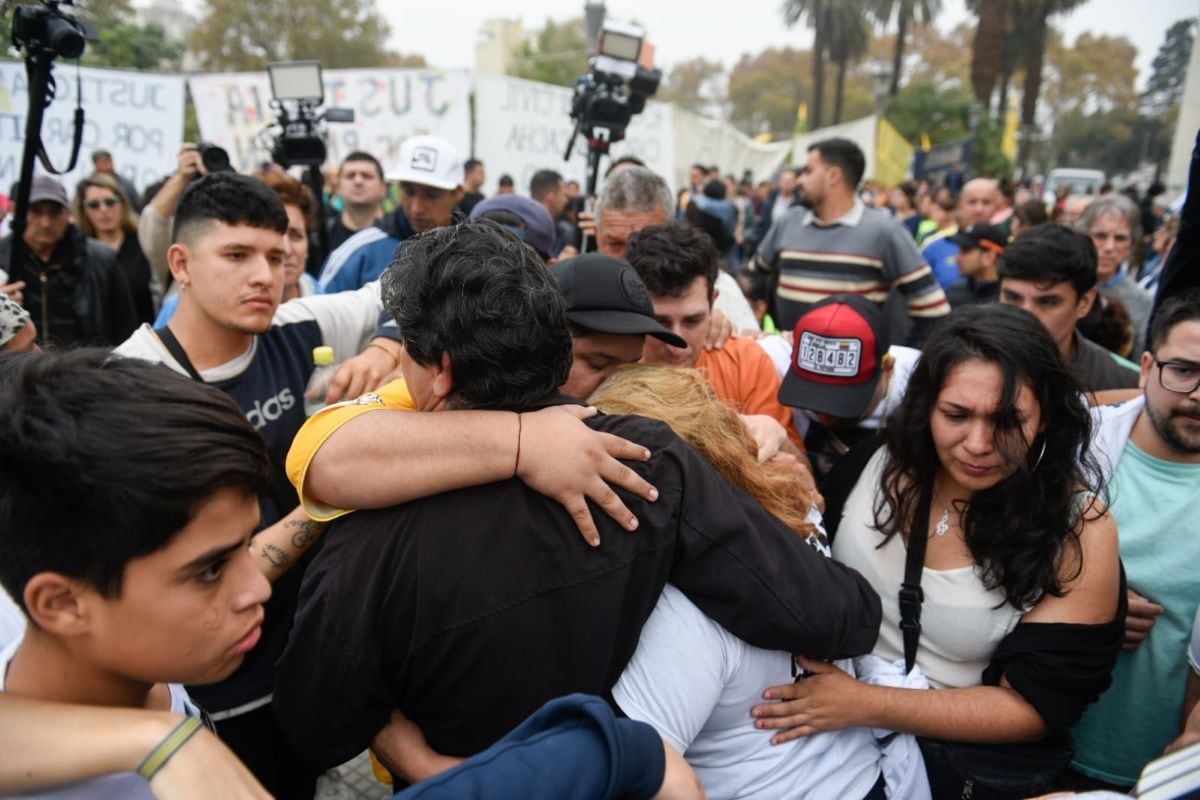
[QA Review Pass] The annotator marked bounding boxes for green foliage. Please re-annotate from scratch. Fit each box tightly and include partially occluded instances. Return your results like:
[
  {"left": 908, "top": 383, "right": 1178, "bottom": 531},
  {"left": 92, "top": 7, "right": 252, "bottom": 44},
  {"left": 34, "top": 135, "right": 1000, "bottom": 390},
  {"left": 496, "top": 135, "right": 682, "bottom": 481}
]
[
  {"left": 1142, "top": 17, "right": 1196, "bottom": 116},
  {"left": 190, "top": 0, "right": 396, "bottom": 71},
  {"left": 886, "top": 81, "right": 1010, "bottom": 175},
  {"left": 85, "top": 19, "right": 184, "bottom": 71},
  {"left": 1050, "top": 107, "right": 1144, "bottom": 176},
  {"left": 509, "top": 18, "right": 590, "bottom": 87}
]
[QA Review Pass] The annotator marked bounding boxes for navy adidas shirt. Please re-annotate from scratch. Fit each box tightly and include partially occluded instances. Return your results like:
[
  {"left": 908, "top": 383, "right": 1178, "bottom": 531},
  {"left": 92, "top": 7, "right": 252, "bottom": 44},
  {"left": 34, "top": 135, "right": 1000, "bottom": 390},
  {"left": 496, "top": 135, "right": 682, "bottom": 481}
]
[{"left": 116, "top": 282, "right": 382, "bottom": 713}]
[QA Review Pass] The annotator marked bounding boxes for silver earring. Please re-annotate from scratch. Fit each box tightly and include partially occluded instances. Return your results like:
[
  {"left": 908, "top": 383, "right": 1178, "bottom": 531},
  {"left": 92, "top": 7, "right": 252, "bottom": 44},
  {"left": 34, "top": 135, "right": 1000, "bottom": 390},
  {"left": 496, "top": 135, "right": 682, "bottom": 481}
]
[{"left": 1031, "top": 438, "right": 1047, "bottom": 471}]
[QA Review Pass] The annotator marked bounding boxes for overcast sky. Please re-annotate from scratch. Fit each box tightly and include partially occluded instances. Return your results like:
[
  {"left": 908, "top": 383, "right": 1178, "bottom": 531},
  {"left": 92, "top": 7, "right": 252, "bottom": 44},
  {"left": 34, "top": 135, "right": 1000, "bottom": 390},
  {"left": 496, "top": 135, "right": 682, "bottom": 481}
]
[{"left": 379, "top": 0, "right": 1200, "bottom": 89}]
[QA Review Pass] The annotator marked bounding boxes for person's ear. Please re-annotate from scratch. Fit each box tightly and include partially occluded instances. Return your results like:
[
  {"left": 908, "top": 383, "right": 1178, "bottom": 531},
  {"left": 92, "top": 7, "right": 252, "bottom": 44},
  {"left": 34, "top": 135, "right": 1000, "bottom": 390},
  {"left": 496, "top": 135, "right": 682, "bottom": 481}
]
[
  {"left": 880, "top": 352, "right": 895, "bottom": 377},
  {"left": 1139, "top": 350, "right": 1154, "bottom": 390},
  {"left": 431, "top": 351, "right": 454, "bottom": 401},
  {"left": 1076, "top": 287, "right": 1098, "bottom": 322},
  {"left": 23, "top": 573, "right": 93, "bottom": 637},
  {"left": 167, "top": 242, "right": 192, "bottom": 289}
]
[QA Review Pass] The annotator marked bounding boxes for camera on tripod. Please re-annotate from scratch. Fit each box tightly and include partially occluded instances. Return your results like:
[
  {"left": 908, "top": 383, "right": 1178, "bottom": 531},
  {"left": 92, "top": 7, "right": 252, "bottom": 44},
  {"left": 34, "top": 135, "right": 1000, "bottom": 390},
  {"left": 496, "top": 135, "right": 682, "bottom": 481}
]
[
  {"left": 567, "top": 22, "right": 661, "bottom": 149},
  {"left": 265, "top": 61, "right": 355, "bottom": 168},
  {"left": 10, "top": 0, "right": 86, "bottom": 59}
]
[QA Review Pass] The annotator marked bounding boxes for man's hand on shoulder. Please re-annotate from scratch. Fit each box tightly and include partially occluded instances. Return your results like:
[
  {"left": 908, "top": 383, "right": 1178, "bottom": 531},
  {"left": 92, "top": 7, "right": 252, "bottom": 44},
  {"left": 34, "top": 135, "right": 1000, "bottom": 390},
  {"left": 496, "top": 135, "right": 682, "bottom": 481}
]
[{"left": 518, "top": 405, "right": 659, "bottom": 547}]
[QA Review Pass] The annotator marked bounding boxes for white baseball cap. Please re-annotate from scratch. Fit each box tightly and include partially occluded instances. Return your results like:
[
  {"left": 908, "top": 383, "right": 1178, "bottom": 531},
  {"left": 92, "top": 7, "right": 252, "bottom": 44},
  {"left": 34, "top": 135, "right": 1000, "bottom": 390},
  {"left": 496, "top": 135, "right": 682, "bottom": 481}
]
[{"left": 385, "top": 135, "right": 464, "bottom": 190}]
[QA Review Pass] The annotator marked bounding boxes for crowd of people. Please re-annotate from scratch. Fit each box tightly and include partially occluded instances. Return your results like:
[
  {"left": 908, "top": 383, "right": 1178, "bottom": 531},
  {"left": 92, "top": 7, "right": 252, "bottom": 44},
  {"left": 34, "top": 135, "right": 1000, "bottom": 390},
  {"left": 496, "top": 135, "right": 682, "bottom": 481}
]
[{"left": 0, "top": 125, "right": 1197, "bottom": 800}]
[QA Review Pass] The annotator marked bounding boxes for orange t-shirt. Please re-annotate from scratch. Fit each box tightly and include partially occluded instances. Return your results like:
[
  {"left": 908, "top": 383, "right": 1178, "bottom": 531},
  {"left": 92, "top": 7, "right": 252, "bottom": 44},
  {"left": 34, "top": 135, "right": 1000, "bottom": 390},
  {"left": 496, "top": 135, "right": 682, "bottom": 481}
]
[{"left": 695, "top": 337, "right": 803, "bottom": 449}]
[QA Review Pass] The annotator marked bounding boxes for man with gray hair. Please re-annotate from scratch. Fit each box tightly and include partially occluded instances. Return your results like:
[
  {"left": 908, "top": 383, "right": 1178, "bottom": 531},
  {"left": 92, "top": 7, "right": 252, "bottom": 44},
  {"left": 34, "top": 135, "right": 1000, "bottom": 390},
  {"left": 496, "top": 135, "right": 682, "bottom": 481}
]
[
  {"left": 594, "top": 166, "right": 758, "bottom": 332},
  {"left": 1080, "top": 194, "right": 1153, "bottom": 356}
]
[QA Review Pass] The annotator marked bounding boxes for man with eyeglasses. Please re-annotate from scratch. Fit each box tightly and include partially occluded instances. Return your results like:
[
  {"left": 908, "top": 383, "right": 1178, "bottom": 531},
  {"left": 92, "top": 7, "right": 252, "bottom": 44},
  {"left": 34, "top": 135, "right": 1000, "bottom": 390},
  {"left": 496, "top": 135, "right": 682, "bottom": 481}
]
[
  {"left": 1078, "top": 194, "right": 1153, "bottom": 357},
  {"left": 1065, "top": 288, "right": 1200, "bottom": 793},
  {"left": 318, "top": 135, "right": 465, "bottom": 294}
]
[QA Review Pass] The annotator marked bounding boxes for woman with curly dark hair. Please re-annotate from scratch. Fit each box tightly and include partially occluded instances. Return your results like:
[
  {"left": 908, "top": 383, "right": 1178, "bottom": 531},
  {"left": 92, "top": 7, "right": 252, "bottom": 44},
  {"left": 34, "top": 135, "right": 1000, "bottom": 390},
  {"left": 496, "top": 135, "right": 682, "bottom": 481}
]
[{"left": 750, "top": 305, "right": 1126, "bottom": 800}]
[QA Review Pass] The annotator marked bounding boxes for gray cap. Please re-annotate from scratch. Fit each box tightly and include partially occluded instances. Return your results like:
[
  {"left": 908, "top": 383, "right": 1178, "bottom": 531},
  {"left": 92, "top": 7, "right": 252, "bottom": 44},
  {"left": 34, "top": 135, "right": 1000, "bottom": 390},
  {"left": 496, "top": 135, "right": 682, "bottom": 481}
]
[{"left": 29, "top": 174, "right": 69, "bottom": 208}]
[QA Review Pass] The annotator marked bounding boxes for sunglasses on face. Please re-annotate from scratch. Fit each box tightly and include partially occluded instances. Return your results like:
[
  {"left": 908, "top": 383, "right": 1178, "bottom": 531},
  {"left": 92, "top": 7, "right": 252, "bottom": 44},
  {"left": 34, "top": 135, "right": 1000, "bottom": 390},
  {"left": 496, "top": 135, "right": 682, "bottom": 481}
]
[{"left": 84, "top": 197, "right": 122, "bottom": 210}]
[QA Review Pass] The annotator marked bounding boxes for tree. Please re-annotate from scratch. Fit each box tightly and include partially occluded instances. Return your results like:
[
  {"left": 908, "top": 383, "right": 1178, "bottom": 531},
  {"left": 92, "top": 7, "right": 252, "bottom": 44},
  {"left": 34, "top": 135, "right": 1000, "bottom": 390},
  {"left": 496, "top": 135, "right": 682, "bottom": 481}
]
[
  {"left": 509, "top": 18, "right": 590, "bottom": 87},
  {"left": 1016, "top": 0, "right": 1087, "bottom": 171},
  {"left": 1043, "top": 31, "right": 1138, "bottom": 116},
  {"left": 86, "top": 20, "right": 185, "bottom": 71},
  {"left": 889, "top": 81, "right": 1011, "bottom": 174},
  {"left": 190, "top": 0, "right": 396, "bottom": 71},
  {"left": 659, "top": 57, "right": 726, "bottom": 117},
  {"left": 728, "top": 48, "right": 811, "bottom": 137},
  {"left": 904, "top": 21, "right": 973, "bottom": 89},
  {"left": 828, "top": 3, "right": 871, "bottom": 124},
  {"left": 969, "top": 0, "right": 1006, "bottom": 112},
  {"left": 1142, "top": 17, "right": 1197, "bottom": 117},
  {"left": 872, "top": 0, "right": 942, "bottom": 97},
  {"left": 782, "top": 0, "right": 835, "bottom": 130}
]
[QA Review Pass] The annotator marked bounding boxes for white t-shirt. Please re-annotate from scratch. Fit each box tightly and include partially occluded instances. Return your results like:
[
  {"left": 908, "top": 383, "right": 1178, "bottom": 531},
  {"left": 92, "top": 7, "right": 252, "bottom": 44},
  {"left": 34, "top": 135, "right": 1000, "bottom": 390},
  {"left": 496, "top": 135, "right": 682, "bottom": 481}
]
[
  {"left": 831, "top": 449, "right": 1023, "bottom": 690},
  {"left": 613, "top": 582, "right": 881, "bottom": 800},
  {"left": 0, "top": 637, "right": 199, "bottom": 799}
]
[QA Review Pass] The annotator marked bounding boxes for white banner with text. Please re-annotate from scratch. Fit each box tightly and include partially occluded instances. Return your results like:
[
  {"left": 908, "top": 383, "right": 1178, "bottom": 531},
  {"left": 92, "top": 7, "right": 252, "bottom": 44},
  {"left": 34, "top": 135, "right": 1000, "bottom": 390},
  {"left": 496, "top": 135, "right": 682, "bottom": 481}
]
[{"left": 0, "top": 62, "right": 185, "bottom": 196}]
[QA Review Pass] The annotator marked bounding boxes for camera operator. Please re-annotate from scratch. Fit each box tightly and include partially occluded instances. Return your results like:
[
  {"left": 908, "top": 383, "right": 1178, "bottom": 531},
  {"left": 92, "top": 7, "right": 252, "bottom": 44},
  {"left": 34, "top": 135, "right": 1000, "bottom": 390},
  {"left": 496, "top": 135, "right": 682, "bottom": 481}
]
[
  {"left": 139, "top": 143, "right": 232, "bottom": 293},
  {"left": 0, "top": 174, "right": 137, "bottom": 348}
]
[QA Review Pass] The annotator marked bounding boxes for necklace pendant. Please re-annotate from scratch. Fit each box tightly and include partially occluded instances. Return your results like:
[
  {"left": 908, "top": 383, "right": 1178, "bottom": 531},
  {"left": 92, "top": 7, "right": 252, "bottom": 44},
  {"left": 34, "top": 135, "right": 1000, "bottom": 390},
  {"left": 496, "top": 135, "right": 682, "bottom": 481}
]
[{"left": 935, "top": 508, "right": 951, "bottom": 537}]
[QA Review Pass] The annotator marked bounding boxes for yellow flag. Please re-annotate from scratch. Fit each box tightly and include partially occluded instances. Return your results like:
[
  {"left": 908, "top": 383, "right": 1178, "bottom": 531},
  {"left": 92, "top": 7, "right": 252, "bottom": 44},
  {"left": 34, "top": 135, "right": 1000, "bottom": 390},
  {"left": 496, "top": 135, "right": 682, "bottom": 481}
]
[
  {"left": 921, "top": 132, "right": 932, "bottom": 151},
  {"left": 1001, "top": 94, "right": 1019, "bottom": 161}
]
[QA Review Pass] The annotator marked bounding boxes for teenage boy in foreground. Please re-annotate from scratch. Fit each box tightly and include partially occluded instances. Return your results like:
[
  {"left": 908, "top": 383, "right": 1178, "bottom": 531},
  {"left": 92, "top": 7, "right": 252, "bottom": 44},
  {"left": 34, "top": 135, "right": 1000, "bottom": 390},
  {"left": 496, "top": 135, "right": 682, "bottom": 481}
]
[{"left": 0, "top": 350, "right": 273, "bottom": 798}]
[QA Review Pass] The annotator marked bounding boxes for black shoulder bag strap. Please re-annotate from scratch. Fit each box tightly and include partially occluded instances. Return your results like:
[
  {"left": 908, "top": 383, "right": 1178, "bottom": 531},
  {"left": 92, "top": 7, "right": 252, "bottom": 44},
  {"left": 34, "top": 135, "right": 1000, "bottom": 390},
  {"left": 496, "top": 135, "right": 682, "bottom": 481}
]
[
  {"left": 153, "top": 326, "right": 299, "bottom": 518},
  {"left": 154, "top": 325, "right": 204, "bottom": 382},
  {"left": 901, "top": 481, "right": 935, "bottom": 675}
]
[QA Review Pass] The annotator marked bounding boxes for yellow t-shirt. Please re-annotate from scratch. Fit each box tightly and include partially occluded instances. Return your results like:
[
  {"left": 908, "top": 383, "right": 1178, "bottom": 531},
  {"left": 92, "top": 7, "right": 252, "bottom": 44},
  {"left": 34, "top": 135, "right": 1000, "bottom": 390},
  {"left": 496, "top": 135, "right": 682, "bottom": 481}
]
[{"left": 285, "top": 379, "right": 416, "bottom": 522}]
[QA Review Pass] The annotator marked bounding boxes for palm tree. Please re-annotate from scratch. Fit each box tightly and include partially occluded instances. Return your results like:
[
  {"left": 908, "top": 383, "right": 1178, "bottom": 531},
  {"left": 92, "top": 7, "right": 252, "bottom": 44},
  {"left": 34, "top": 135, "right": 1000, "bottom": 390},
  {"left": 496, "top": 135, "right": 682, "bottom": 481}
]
[
  {"left": 1017, "top": 0, "right": 1087, "bottom": 169},
  {"left": 872, "top": 0, "right": 943, "bottom": 98},
  {"left": 783, "top": 0, "right": 836, "bottom": 130},
  {"left": 828, "top": 5, "right": 872, "bottom": 123},
  {"left": 969, "top": 0, "right": 1007, "bottom": 113}
]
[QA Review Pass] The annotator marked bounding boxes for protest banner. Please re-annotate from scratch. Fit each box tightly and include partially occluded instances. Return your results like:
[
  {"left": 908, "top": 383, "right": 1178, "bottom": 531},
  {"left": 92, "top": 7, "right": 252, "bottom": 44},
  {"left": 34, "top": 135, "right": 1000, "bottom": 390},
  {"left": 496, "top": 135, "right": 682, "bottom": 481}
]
[
  {"left": 793, "top": 115, "right": 880, "bottom": 181},
  {"left": 0, "top": 62, "right": 185, "bottom": 196},
  {"left": 188, "top": 69, "right": 471, "bottom": 176},
  {"left": 673, "top": 107, "right": 791, "bottom": 189},
  {"left": 473, "top": 73, "right": 675, "bottom": 195}
]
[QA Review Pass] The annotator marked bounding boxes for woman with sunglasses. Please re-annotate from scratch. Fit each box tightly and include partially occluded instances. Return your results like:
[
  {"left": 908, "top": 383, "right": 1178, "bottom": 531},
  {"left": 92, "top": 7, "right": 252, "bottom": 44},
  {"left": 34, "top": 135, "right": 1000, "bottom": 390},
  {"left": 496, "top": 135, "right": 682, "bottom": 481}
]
[{"left": 74, "top": 174, "right": 156, "bottom": 324}]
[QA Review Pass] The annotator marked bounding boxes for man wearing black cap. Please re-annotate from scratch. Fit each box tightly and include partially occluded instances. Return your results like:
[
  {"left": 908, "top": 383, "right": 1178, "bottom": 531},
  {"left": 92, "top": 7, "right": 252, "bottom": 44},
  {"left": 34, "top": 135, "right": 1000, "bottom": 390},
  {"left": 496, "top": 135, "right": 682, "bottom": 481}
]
[
  {"left": 944, "top": 223, "right": 1007, "bottom": 308},
  {"left": 778, "top": 293, "right": 920, "bottom": 485},
  {"left": 0, "top": 174, "right": 137, "bottom": 347}
]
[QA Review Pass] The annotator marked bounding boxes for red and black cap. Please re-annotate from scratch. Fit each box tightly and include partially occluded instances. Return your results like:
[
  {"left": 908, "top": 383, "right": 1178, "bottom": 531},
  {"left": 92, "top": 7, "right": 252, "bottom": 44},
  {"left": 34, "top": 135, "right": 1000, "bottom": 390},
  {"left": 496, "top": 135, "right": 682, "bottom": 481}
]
[{"left": 778, "top": 294, "right": 891, "bottom": 418}]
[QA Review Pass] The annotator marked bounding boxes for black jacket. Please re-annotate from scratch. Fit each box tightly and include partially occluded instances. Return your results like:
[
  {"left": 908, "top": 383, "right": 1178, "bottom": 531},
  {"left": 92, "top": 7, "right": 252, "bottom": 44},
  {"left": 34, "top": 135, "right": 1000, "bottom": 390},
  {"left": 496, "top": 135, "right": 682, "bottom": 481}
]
[
  {"left": 0, "top": 226, "right": 137, "bottom": 347},
  {"left": 274, "top": 403, "right": 882, "bottom": 768}
]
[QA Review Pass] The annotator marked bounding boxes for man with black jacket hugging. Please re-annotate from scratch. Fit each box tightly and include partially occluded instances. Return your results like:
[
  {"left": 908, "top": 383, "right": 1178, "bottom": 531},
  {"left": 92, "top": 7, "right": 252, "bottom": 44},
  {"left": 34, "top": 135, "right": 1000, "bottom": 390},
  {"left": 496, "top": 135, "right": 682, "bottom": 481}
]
[{"left": 273, "top": 221, "right": 882, "bottom": 779}]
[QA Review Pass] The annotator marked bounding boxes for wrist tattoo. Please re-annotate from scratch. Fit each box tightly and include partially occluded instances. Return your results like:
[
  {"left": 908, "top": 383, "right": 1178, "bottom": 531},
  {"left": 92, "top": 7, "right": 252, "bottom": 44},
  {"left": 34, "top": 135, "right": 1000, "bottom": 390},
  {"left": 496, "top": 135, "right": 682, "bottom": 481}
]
[
  {"left": 287, "top": 518, "right": 324, "bottom": 549},
  {"left": 260, "top": 543, "right": 291, "bottom": 570}
]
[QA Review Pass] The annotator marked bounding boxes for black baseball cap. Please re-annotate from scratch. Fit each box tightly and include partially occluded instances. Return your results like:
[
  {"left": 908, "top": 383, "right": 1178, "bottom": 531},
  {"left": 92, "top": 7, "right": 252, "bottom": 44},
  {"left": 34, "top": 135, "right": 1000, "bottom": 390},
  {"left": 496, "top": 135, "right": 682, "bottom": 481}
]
[
  {"left": 949, "top": 223, "right": 1009, "bottom": 253},
  {"left": 552, "top": 254, "right": 687, "bottom": 348}
]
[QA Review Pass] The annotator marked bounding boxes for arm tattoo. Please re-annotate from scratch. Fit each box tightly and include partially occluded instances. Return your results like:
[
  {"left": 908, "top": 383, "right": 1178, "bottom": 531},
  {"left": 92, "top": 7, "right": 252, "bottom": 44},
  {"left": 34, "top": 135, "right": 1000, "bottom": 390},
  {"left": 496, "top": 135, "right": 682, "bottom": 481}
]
[
  {"left": 260, "top": 543, "right": 291, "bottom": 570},
  {"left": 287, "top": 518, "right": 324, "bottom": 549}
]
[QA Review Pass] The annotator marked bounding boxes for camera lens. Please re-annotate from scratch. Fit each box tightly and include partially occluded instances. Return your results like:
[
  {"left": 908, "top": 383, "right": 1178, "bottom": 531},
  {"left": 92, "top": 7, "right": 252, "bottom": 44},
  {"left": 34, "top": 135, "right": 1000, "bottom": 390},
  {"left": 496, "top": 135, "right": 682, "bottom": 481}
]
[{"left": 44, "top": 15, "right": 84, "bottom": 59}]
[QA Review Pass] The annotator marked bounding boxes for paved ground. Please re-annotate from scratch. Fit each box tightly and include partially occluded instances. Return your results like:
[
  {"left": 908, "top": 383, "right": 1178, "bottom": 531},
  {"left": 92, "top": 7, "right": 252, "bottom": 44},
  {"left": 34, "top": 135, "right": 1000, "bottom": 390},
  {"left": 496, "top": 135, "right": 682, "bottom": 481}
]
[{"left": 315, "top": 751, "right": 394, "bottom": 800}]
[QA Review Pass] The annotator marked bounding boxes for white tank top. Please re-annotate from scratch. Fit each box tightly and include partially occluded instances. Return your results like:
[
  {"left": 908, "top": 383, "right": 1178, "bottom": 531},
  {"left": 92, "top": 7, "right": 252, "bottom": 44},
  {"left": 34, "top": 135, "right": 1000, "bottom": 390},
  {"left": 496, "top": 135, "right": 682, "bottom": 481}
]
[{"left": 831, "top": 449, "right": 1023, "bottom": 689}]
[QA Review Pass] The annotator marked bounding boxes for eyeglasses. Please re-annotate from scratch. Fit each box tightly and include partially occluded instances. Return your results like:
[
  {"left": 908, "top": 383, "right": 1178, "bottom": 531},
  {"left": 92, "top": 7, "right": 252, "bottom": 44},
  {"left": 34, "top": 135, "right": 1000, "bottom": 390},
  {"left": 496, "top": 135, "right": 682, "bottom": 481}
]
[
  {"left": 1155, "top": 359, "right": 1200, "bottom": 394},
  {"left": 83, "top": 197, "right": 122, "bottom": 210}
]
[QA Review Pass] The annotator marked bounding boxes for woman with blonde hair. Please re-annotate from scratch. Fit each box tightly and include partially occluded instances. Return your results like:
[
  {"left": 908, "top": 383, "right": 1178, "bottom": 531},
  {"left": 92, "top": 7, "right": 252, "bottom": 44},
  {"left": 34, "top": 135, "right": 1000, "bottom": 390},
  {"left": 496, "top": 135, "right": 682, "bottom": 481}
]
[
  {"left": 74, "top": 173, "right": 155, "bottom": 323},
  {"left": 590, "top": 363, "right": 889, "bottom": 799},
  {"left": 588, "top": 364, "right": 821, "bottom": 543}
]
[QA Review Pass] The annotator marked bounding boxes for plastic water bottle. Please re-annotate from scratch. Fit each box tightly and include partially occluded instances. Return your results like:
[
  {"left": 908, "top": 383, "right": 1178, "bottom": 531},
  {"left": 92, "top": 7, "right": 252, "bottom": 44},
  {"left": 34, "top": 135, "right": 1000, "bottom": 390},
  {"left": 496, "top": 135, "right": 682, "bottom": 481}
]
[{"left": 304, "top": 346, "right": 335, "bottom": 417}]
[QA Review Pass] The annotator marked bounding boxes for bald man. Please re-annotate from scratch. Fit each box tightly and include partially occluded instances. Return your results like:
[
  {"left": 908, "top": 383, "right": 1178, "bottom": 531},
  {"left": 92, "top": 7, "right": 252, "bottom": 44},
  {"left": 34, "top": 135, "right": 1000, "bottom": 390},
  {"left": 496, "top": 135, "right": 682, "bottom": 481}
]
[{"left": 958, "top": 178, "right": 999, "bottom": 228}]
